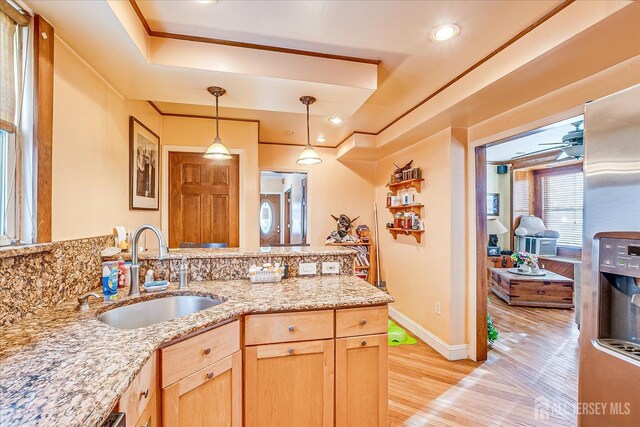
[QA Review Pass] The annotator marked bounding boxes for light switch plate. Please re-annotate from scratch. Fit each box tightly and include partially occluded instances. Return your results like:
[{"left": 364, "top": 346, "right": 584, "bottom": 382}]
[
  {"left": 299, "top": 262, "right": 317, "bottom": 275},
  {"left": 322, "top": 262, "right": 340, "bottom": 274}
]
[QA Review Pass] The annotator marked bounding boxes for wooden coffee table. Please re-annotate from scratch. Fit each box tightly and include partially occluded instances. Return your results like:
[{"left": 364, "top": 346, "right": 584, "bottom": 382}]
[{"left": 488, "top": 267, "right": 574, "bottom": 308}]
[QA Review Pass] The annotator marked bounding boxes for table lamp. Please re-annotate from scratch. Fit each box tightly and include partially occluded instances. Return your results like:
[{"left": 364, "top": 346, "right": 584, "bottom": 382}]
[{"left": 487, "top": 219, "right": 508, "bottom": 255}]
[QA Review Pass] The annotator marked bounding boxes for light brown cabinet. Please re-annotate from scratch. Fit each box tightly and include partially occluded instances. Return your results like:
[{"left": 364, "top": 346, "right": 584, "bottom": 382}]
[
  {"left": 163, "top": 351, "right": 242, "bottom": 427},
  {"left": 117, "top": 351, "right": 159, "bottom": 427},
  {"left": 161, "top": 320, "right": 242, "bottom": 427},
  {"left": 244, "top": 306, "right": 388, "bottom": 427},
  {"left": 244, "top": 339, "right": 335, "bottom": 427},
  {"left": 135, "top": 391, "right": 160, "bottom": 427},
  {"left": 336, "top": 334, "right": 388, "bottom": 427}
]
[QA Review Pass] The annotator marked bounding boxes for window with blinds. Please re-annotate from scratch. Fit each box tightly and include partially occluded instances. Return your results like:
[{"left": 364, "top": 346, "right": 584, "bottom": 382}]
[
  {"left": 541, "top": 170, "right": 584, "bottom": 247},
  {"left": 512, "top": 170, "right": 532, "bottom": 228}
]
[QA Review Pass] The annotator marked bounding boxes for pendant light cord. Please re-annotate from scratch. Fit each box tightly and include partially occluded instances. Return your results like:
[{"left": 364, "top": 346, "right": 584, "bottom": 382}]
[
  {"left": 306, "top": 103, "right": 310, "bottom": 146},
  {"left": 215, "top": 95, "right": 220, "bottom": 138}
]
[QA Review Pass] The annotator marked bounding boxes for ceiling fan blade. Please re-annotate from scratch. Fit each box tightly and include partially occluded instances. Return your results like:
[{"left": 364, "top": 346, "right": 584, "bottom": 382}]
[
  {"left": 510, "top": 146, "right": 562, "bottom": 160},
  {"left": 539, "top": 142, "right": 569, "bottom": 146}
]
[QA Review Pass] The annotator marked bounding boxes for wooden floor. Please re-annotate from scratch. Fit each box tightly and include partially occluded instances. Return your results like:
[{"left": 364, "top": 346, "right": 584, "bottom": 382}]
[{"left": 388, "top": 297, "right": 580, "bottom": 427}]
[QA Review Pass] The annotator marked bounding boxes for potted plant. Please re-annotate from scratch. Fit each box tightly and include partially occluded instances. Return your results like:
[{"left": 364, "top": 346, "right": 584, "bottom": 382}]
[{"left": 488, "top": 297, "right": 499, "bottom": 347}]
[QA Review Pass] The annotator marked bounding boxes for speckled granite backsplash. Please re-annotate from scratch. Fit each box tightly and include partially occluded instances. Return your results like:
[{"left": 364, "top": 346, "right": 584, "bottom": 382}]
[
  {"left": 0, "top": 235, "right": 113, "bottom": 327},
  {"left": 138, "top": 252, "right": 356, "bottom": 282}
]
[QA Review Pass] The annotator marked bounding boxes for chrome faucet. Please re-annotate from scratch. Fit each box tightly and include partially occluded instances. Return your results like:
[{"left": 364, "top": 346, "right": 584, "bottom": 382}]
[{"left": 129, "top": 225, "right": 168, "bottom": 297}]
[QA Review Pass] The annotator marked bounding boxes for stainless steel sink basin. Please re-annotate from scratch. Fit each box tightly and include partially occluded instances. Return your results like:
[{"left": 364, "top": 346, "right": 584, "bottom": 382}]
[{"left": 97, "top": 295, "right": 224, "bottom": 329}]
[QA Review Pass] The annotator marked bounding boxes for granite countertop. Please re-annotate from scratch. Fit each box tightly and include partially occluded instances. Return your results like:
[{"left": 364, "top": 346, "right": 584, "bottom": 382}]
[
  {"left": 0, "top": 276, "right": 393, "bottom": 427},
  {"left": 113, "top": 245, "right": 357, "bottom": 260}
]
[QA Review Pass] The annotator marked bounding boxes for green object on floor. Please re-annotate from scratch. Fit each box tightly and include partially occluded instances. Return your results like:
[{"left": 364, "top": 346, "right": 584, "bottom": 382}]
[{"left": 387, "top": 320, "right": 417, "bottom": 346}]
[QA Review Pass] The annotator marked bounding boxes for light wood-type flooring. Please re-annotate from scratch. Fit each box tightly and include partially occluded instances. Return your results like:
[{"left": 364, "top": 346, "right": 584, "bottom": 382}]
[{"left": 388, "top": 296, "right": 579, "bottom": 426}]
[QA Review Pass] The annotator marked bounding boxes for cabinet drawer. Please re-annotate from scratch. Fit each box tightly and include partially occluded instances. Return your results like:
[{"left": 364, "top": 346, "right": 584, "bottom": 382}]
[
  {"left": 245, "top": 310, "right": 334, "bottom": 346},
  {"left": 161, "top": 320, "right": 240, "bottom": 387},
  {"left": 510, "top": 281, "right": 573, "bottom": 295},
  {"left": 336, "top": 306, "right": 388, "bottom": 338},
  {"left": 118, "top": 351, "right": 157, "bottom": 425}
]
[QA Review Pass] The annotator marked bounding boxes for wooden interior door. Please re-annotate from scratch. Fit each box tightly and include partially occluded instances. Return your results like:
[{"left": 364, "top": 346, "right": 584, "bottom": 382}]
[
  {"left": 169, "top": 152, "right": 239, "bottom": 248},
  {"left": 284, "top": 188, "right": 292, "bottom": 244},
  {"left": 335, "top": 334, "right": 388, "bottom": 427},
  {"left": 259, "top": 194, "right": 281, "bottom": 246},
  {"left": 244, "top": 340, "right": 334, "bottom": 427},
  {"left": 162, "top": 352, "right": 242, "bottom": 427}
]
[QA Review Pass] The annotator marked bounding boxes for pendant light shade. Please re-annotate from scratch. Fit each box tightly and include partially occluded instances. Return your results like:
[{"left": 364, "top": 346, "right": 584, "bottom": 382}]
[
  {"left": 297, "top": 96, "right": 322, "bottom": 165},
  {"left": 203, "top": 86, "right": 232, "bottom": 161}
]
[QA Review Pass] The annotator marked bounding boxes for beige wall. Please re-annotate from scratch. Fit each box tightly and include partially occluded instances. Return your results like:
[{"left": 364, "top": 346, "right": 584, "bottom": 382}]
[
  {"left": 375, "top": 128, "right": 467, "bottom": 346},
  {"left": 259, "top": 144, "right": 375, "bottom": 247},
  {"left": 52, "top": 37, "right": 161, "bottom": 242},
  {"left": 161, "top": 116, "right": 260, "bottom": 248}
]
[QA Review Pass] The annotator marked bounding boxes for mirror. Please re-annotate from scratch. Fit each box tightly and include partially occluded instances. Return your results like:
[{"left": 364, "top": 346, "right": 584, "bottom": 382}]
[{"left": 259, "top": 171, "right": 308, "bottom": 247}]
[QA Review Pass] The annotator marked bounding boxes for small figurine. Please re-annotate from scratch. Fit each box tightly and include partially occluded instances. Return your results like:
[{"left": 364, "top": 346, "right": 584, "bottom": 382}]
[
  {"left": 356, "top": 224, "right": 370, "bottom": 242},
  {"left": 326, "top": 214, "right": 359, "bottom": 243}
]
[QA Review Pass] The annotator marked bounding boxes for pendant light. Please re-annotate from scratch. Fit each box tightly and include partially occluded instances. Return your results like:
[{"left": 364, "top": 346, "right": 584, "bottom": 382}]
[
  {"left": 203, "top": 86, "right": 232, "bottom": 160},
  {"left": 296, "top": 96, "right": 322, "bottom": 165}
]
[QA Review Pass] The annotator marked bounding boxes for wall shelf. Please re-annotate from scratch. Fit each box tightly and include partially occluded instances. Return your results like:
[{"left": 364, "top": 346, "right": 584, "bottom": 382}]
[
  {"left": 386, "top": 178, "right": 424, "bottom": 195},
  {"left": 387, "top": 228, "right": 425, "bottom": 243},
  {"left": 387, "top": 204, "right": 424, "bottom": 215}
]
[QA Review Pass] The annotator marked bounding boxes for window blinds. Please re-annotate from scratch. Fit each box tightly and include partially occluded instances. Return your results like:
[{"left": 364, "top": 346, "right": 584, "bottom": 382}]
[
  {"left": 541, "top": 170, "right": 584, "bottom": 247},
  {"left": 0, "top": 10, "right": 16, "bottom": 133},
  {"left": 512, "top": 170, "right": 532, "bottom": 226}
]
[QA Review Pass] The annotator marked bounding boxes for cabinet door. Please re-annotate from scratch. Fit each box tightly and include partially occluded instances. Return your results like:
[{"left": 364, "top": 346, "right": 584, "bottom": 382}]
[
  {"left": 163, "top": 351, "right": 242, "bottom": 427},
  {"left": 336, "top": 334, "right": 388, "bottom": 427},
  {"left": 245, "top": 339, "right": 334, "bottom": 427},
  {"left": 135, "top": 391, "right": 159, "bottom": 427}
]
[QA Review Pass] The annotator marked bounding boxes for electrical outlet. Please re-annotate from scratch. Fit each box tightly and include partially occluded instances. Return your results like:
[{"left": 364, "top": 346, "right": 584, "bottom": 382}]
[
  {"left": 435, "top": 301, "right": 441, "bottom": 316},
  {"left": 322, "top": 262, "right": 340, "bottom": 274},
  {"left": 299, "top": 262, "right": 317, "bottom": 276}
]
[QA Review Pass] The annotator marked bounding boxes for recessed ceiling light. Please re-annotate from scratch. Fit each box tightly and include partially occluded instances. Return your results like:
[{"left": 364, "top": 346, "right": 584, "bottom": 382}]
[
  {"left": 431, "top": 24, "right": 460, "bottom": 42},
  {"left": 194, "top": 0, "right": 217, "bottom": 4},
  {"left": 315, "top": 136, "right": 327, "bottom": 143},
  {"left": 328, "top": 116, "right": 343, "bottom": 125}
]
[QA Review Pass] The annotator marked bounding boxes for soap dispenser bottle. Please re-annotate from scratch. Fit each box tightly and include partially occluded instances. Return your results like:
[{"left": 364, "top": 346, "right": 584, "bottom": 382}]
[{"left": 178, "top": 256, "right": 189, "bottom": 289}]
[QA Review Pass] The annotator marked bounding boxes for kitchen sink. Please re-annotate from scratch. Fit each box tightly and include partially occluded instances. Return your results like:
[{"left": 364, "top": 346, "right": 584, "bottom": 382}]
[{"left": 97, "top": 295, "right": 225, "bottom": 329}]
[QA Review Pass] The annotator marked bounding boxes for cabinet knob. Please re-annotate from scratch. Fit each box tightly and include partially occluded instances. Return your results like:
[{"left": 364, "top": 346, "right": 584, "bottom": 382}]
[
  {"left": 288, "top": 325, "right": 295, "bottom": 332},
  {"left": 203, "top": 347, "right": 211, "bottom": 355},
  {"left": 361, "top": 340, "right": 367, "bottom": 347},
  {"left": 207, "top": 372, "right": 214, "bottom": 380},
  {"left": 537, "top": 290, "right": 545, "bottom": 295},
  {"left": 140, "top": 388, "right": 149, "bottom": 399},
  {"left": 360, "top": 319, "right": 367, "bottom": 325},
  {"left": 288, "top": 347, "right": 295, "bottom": 354}
]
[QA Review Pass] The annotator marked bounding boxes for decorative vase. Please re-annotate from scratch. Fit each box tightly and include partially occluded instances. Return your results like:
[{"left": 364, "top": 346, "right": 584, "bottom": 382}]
[
  {"left": 520, "top": 264, "right": 532, "bottom": 273},
  {"left": 531, "top": 264, "right": 540, "bottom": 274}
]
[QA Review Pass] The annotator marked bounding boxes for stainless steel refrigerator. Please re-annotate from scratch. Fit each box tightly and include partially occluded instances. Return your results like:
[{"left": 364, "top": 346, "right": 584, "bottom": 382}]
[{"left": 579, "top": 84, "right": 640, "bottom": 426}]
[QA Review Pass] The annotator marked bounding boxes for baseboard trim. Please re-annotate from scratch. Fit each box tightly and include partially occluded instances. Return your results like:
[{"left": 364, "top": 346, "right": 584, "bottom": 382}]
[{"left": 388, "top": 306, "right": 469, "bottom": 361}]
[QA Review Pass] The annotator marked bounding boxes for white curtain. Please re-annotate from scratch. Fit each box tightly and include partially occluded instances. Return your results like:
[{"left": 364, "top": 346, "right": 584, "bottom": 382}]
[{"left": 18, "top": 19, "right": 34, "bottom": 243}]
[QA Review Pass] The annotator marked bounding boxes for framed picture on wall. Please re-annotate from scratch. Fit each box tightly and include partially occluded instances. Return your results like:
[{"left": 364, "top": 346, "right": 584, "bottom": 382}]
[
  {"left": 487, "top": 193, "right": 500, "bottom": 217},
  {"left": 129, "top": 116, "right": 160, "bottom": 210}
]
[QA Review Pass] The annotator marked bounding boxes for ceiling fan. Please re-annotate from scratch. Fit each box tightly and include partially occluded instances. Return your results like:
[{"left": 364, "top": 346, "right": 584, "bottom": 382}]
[{"left": 510, "top": 121, "right": 584, "bottom": 160}]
